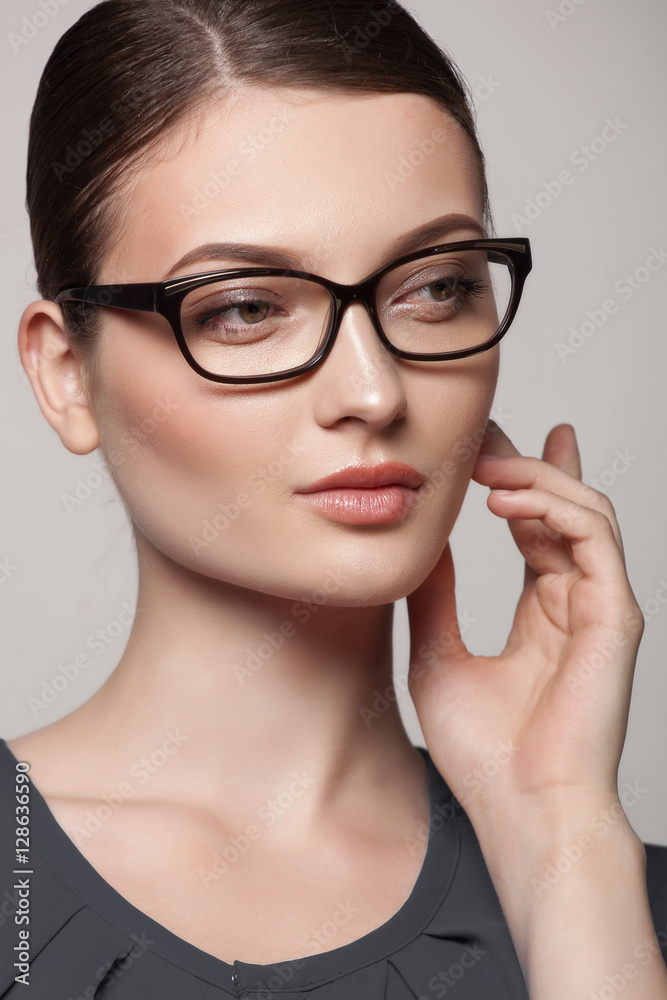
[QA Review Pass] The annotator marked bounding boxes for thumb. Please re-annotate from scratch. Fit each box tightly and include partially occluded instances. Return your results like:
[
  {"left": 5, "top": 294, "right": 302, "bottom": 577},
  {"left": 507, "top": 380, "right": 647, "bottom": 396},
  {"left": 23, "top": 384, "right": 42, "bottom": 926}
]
[{"left": 406, "top": 542, "right": 467, "bottom": 689}]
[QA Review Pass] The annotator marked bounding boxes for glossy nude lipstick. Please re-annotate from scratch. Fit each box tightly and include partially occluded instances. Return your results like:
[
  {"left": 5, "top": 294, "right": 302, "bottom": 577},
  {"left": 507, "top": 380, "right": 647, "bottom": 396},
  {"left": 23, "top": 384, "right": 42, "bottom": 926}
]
[{"left": 294, "top": 462, "right": 425, "bottom": 525}]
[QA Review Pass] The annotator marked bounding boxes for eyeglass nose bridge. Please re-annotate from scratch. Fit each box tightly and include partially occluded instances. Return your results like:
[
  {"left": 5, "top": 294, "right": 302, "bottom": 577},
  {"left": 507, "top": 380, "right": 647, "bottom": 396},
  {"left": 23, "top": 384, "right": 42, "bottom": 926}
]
[{"left": 322, "top": 274, "right": 402, "bottom": 363}]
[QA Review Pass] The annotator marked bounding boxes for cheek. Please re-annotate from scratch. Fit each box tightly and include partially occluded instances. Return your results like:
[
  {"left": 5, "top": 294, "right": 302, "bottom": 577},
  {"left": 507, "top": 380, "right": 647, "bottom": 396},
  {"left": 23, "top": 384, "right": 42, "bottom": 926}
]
[
  {"left": 415, "top": 350, "right": 499, "bottom": 523},
  {"left": 98, "top": 393, "right": 292, "bottom": 573},
  {"left": 89, "top": 319, "right": 292, "bottom": 555}
]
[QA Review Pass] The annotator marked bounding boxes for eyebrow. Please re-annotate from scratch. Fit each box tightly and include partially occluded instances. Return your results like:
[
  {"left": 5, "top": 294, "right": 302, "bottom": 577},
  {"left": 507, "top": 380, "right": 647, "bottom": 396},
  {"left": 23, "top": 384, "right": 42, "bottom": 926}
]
[{"left": 163, "top": 213, "right": 487, "bottom": 279}]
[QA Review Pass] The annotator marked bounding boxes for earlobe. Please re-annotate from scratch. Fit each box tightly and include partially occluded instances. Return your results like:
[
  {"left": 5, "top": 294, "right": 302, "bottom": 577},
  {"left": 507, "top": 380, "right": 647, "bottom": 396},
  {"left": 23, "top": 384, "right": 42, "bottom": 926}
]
[{"left": 18, "top": 300, "right": 101, "bottom": 456}]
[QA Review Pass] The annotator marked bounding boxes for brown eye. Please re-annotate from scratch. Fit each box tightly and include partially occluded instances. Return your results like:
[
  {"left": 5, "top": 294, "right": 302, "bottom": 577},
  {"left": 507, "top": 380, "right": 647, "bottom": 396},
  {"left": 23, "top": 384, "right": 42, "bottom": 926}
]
[
  {"left": 427, "top": 279, "right": 457, "bottom": 301},
  {"left": 239, "top": 301, "right": 270, "bottom": 324}
]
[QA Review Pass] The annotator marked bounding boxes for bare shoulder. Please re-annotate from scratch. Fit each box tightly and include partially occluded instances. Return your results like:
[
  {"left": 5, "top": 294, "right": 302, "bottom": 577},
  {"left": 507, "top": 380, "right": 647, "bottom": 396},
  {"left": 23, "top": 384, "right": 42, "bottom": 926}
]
[
  {"left": 6, "top": 725, "right": 77, "bottom": 794},
  {"left": 5, "top": 724, "right": 188, "bottom": 882},
  {"left": 7, "top": 728, "right": 56, "bottom": 777},
  {"left": 5, "top": 718, "right": 119, "bottom": 806}
]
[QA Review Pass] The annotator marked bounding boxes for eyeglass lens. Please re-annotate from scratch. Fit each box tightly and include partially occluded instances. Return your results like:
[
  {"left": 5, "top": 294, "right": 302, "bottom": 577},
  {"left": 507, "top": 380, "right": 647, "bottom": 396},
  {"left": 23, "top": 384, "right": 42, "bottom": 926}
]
[{"left": 179, "top": 249, "right": 513, "bottom": 378}]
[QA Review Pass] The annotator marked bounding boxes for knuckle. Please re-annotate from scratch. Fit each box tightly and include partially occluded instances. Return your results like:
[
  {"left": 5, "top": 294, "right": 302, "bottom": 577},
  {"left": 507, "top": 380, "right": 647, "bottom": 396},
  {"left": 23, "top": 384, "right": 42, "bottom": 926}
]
[
  {"left": 588, "top": 506, "right": 614, "bottom": 535},
  {"left": 595, "top": 492, "right": 617, "bottom": 521},
  {"left": 579, "top": 481, "right": 617, "bottom": 519}
]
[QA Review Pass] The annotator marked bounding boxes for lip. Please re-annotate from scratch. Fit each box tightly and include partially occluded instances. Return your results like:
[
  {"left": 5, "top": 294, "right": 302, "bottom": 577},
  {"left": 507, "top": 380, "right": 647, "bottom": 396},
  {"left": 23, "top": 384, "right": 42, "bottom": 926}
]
[
  {"left": 297, "top": 462, "right": 424, "bottom": 493},
  {"left": 293, "top": 463, "right": 425, "bottom": 525}
]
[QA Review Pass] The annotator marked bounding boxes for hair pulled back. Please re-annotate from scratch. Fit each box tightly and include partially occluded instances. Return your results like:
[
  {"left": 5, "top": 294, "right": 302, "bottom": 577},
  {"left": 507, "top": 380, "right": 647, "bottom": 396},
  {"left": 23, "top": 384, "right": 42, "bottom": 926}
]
[{"left": 27, "top": 0, "right": 489, "bottom": 359}]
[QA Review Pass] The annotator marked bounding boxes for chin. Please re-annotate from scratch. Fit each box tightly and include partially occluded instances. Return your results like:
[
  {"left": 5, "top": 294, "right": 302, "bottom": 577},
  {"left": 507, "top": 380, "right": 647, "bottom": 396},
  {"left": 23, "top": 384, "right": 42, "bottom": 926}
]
[{"left": 265, "top": 558, "right": 439, "bottom": 609}]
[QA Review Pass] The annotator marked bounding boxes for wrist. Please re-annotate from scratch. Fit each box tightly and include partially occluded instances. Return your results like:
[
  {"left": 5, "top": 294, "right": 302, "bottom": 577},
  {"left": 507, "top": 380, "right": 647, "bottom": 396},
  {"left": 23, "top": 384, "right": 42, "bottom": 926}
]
[
  {"left": 470, "top": 791, "right": 646, "bottom": 961},
  {"left": 472, "top": 788, "right": 642, "bottom": 879}
]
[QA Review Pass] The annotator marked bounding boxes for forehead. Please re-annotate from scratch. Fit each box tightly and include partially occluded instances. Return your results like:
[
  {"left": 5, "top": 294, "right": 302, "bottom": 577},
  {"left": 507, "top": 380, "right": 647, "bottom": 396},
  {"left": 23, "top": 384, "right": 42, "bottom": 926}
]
[{"left": 101, "top": 88, "right": 485, "bottom": 284}]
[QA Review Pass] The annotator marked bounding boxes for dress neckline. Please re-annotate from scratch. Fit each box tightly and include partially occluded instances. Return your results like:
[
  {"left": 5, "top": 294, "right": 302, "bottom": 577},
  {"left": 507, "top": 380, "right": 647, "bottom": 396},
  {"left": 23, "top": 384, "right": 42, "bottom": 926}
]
[{"left": 0, "top": 738, "right": 461, "bottom": 993}]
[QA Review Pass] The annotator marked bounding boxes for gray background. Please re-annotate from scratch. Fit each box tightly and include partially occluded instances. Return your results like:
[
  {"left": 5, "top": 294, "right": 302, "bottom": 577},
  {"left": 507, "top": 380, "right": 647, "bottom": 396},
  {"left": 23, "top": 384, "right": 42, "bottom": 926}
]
[{"left": 1, "top": 0, "right": 666, "bottom": 840}]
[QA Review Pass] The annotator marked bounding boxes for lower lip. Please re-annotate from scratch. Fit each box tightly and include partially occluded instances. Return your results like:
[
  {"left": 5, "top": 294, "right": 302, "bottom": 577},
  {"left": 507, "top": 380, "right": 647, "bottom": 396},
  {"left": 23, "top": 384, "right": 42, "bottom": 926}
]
[{"left": 294, "top": 485, "right": 423, "bottom": 524}]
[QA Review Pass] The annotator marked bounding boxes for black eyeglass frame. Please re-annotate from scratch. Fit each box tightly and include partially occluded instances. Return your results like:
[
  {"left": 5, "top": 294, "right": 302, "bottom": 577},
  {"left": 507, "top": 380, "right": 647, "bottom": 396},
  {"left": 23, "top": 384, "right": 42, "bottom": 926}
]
[{"left": 55, "top": 237, "right": 532, "bottom": 384}]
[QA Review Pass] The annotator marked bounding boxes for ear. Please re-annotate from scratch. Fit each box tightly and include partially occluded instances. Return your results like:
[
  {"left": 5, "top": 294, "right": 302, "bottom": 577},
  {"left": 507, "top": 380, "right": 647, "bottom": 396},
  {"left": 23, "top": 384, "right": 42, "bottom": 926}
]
[{"left": 18, "top": 300, "right": 100, "bottom": 455}]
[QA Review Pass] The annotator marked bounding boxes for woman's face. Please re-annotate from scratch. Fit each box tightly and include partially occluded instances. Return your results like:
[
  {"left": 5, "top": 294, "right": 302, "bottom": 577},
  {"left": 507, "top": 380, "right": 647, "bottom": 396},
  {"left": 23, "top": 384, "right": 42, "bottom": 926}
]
[{"left": 86, "top": 87, "right": 499, "bottom": 606}]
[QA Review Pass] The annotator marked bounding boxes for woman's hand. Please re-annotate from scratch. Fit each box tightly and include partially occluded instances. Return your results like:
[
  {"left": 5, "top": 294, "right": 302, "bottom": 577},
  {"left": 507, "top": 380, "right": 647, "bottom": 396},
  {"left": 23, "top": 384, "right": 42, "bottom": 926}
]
[{"left": 406, "top": 420, "right": 644, "bottom": 826}]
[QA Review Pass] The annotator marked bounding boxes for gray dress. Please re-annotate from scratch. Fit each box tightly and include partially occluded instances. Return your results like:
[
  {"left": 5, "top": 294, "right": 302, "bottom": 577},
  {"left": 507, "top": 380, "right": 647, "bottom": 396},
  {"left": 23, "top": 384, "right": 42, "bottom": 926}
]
[{"left": 1, "top": 739, "right": 665, "bottom": 999}]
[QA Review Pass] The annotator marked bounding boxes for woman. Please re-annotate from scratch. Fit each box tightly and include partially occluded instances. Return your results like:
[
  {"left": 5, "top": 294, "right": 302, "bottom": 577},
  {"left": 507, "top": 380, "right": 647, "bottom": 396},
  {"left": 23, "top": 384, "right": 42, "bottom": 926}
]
[{"left": 1, "top": 1, "right": 666, "bottom": 997}]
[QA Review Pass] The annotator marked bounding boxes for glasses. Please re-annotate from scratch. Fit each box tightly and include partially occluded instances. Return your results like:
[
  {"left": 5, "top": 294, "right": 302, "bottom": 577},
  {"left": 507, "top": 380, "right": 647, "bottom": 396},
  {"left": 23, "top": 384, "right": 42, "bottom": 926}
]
[{"left": 55, "top": 238, "right": 532, "bottom": 384}]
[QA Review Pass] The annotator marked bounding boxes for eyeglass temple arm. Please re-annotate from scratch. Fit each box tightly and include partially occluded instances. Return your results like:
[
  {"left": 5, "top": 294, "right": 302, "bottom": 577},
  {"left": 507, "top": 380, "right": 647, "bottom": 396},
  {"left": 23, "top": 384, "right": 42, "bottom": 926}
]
[{"left": 55, "top": 284, "right": 156, "bottom": 312}]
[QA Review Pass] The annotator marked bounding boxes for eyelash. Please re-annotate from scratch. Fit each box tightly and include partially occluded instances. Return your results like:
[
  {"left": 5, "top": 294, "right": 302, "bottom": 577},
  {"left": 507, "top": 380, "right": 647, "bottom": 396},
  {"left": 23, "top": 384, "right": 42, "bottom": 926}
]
[
  {"left": 188, "top": 268, "right": 490, "bottom": 336},
  {"left": 398, "top": 275, "right": 488, "bottom": 305}
]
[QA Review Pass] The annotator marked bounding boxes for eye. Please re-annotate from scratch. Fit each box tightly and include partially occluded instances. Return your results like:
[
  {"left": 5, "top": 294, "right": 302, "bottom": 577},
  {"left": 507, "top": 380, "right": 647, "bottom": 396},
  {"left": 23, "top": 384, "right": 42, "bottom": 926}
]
[
  {"left": 198, "top": 298, "right": 273, "bottom": 328},
  {"left": 399, "top": 274, "right": 488, "bottom": 312},
  {"left": 418, "top": 277, "right": 487, "bottom": 302},
  {"left": 182, "top": 285, "right": 288, "bottom": 343}
]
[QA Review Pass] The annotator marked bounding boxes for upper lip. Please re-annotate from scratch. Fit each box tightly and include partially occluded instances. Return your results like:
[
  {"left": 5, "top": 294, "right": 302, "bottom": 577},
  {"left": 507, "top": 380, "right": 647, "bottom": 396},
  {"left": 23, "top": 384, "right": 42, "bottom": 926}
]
[{"left": 297, "top": 462, "right": 425, "bottom": 492}]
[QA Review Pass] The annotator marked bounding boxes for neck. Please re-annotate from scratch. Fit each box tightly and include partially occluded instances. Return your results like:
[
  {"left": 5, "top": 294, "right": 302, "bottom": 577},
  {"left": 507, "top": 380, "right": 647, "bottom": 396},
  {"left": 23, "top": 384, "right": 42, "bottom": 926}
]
[{"left": 63, "top": 531, "right": 424, "bottom": 824}]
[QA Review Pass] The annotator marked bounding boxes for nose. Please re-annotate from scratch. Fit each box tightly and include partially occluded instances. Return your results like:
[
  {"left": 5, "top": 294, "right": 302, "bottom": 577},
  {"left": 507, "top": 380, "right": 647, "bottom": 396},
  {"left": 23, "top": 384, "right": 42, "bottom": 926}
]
[{"left": 311, "top": 296, "right": 407, "bottom": 429}]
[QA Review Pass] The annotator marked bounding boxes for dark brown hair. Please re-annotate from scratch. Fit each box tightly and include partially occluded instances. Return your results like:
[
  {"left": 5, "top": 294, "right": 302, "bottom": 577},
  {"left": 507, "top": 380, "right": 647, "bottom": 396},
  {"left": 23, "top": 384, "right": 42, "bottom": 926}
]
[{"left": 27, "top": 0, "right": 490, "bottom": 362}]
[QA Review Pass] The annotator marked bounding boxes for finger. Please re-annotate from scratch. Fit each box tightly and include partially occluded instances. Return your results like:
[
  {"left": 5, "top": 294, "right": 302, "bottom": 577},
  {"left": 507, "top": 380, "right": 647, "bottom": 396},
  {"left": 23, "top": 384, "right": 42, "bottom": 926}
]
[
  {"left": 473, "top": 423, "right": 586, "bottom": 572},
  {"left": 541, "top": 423, "right": 582, "bottom": 481},
  {"left": 473, "top": 420, "right": 624, "bottom": 570},
  {"left": 475, "top": 418, "right": 521, "bottom": 460},
  {"left": 486, "top": 488, "right": 634, "bottom": 626},
  {"left": 476, "top": 421, "right": 582, "bottom": 482},
  {"left": 522, "top": 560, "right": 538, "bottom": 599},
  {"left": 406, "top": 542, "right": 468, "bottom": 684},
  {"left": 474, "top": 456, "right": 624, "bottom": 554}
]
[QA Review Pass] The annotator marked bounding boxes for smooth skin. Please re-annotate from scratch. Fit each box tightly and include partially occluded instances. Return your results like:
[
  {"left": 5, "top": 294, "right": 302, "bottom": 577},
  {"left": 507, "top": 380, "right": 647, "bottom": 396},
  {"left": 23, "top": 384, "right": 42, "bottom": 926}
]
[{"left": 11, "top": 86, "right": 667, "bottom": 997}]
